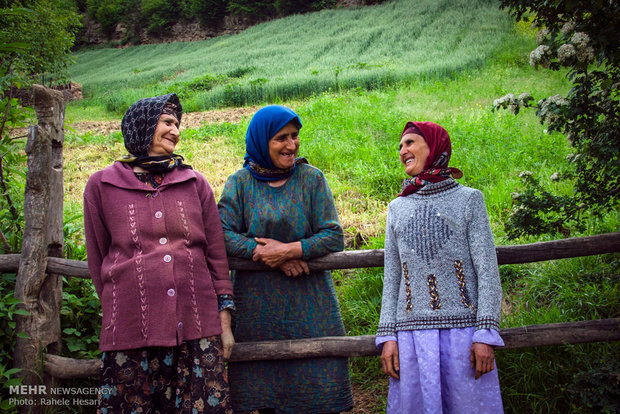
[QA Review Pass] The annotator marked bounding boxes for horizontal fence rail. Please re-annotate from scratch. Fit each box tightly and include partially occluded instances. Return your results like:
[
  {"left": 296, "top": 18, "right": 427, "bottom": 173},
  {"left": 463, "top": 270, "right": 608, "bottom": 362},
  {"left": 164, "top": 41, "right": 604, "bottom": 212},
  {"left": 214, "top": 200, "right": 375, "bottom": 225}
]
[
  {"left": 43, "top": 319, "right": 620, "bottom": 379},
  {"left": 2, "top": 232, "right": 619, "bottom": 380},
  {"left": 1, "top": 232, "right": 619, "bottom": 277}
]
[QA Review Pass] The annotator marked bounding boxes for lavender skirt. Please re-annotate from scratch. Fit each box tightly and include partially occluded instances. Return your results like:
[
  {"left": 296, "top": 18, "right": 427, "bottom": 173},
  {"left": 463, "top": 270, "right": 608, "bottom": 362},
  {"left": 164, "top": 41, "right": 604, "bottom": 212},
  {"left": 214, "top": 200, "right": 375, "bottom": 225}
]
[{"left": 377, "top": 328, "right": 504, "bottom": 414}]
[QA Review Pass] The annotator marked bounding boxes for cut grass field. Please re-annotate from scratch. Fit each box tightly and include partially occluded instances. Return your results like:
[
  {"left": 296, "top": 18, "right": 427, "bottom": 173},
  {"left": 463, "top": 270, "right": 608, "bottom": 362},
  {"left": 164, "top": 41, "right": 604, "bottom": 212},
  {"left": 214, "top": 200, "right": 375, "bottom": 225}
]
[{"left": 62, "top": 1, "right": 619, "bottom": 412}]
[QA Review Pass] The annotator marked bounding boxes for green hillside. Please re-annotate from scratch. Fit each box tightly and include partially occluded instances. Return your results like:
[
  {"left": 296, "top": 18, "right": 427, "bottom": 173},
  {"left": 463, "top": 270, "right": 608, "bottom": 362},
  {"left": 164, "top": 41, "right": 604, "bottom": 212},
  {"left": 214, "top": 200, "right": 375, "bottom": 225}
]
[{"left": 70, "top": 0, "right": 512, "bottom": 114}]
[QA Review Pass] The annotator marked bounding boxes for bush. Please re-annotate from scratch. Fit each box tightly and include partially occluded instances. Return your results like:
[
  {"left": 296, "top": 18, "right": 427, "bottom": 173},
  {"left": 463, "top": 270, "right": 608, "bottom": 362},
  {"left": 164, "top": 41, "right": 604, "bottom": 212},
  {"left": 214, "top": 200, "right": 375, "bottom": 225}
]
[
  {"left": 141, "top": 0, "right": 181, "bottom": 36},
  {"left": 496, "top": 0, "right": 620, "bottom": 239},
  {"left": 188, "top": 0, "right": 226, "bottom": 28},
  {"left": 226, "top": 0, "right": 275, "bottom": 19},
  {"left": 87, "top": 0, "right": 124, "bottom": 35}
]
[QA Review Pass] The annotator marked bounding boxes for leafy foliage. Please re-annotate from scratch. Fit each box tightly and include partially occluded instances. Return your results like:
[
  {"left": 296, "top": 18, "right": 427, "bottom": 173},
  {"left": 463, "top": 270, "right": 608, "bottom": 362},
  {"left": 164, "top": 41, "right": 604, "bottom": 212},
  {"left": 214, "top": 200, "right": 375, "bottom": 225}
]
[
  {"left": 81, "top": 0, "right": 387, "bottom": 40},
  {"left": 495, "top": 0, "right": 620, "bottom": 238},
  {"left": 141, "top": 0, "right": 180, "bottom": 36},
  {"left": 188, "top": 0, "right": 226, "bottom": 28},
  {"left": 1, "top": 0, "right": 80, "bottom": 82},
  {"left": 0, "top": 274, "right": 27, "bottom": 412},
  {"left": 225, "top": 0, "right": 275, "bottom": 19}
]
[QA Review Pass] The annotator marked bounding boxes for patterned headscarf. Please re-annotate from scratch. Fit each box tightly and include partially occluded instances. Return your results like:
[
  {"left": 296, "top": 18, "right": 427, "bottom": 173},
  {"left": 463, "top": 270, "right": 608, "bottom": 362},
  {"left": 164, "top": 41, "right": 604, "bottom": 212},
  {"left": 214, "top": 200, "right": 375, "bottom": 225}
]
[
  {"left": 121, "top": 93, "right": 183, "bottom": 157},
  {"left": 398, "top": 121, "right": 462, "bottom": 197},
  {"left": 243, "top": 105, "right": 306, "bottom": 181}
]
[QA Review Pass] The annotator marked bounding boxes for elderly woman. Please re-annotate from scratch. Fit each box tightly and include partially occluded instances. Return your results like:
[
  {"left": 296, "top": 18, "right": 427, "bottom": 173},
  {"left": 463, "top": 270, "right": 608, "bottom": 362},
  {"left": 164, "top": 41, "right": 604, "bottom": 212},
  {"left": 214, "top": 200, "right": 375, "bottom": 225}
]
[
  {"left": 218, "top": 105, "right": 353, "bottom": 414},
  {"left": 376, "top": 121, "right": 504, "bottom": 413},
  {"left": 83, "top": 93, "right": 234, "bottom": 413}
]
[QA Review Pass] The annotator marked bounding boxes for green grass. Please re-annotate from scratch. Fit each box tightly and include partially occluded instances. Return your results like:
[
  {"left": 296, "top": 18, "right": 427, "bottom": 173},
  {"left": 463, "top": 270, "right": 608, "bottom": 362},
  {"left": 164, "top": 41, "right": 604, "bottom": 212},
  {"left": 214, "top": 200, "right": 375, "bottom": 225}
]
[
  {"left": 59, "top": 1, "right": 620, "bottom": 412},
  {"left": 69, "top": 0, "right": 513, "bottom": 114}
]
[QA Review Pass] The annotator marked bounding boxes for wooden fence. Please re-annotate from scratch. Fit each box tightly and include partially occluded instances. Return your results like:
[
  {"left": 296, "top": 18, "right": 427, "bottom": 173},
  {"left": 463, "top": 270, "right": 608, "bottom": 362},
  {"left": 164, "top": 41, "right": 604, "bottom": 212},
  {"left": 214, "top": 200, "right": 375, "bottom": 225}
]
[{"left": 3, "top": 86, "right": 619, "bottom": 410}]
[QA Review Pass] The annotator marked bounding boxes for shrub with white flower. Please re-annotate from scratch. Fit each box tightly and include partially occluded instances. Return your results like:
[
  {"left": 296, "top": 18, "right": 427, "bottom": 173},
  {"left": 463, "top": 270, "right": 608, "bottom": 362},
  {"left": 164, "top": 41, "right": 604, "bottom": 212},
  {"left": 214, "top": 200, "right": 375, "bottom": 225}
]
[
  {"left": 571, "top": 32, "right": 590, "bottom": 48},
  {"left": 539, "top": 94, "right": 569, "bottom": 125},
  {"left": 530, "top": 45, "right": 552, "bottom": 68},
  {"left": 497, "top": 0, "right": 619, "bottom": 239},
  {"left": 536, "top": 27, "right": 549, "bottom": 44},
  {"left": 560, "top": 21, "right": 576, "bottom": 35},
  {"left": 493, "top": 93, "right": 533, "bottom": 115},
  {"left": 570, "top": 32, "right": 595, "bottom": 63},
  {"left": 557, "top": 43, "right": 576, "bottom": 65}
]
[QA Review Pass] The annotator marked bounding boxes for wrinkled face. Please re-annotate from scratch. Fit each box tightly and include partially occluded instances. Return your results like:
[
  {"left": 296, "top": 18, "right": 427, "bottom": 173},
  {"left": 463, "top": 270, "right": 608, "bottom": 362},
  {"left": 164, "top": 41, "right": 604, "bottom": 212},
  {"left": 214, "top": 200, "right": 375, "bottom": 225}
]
[
  {"left": 399, "top": 133, "right": 430, "bottom": 177},
  {"left": 268, "top": 122, "right": 300, "bottom": 169},
  {"left": 149, "top": 113, "right": 180, "bottom": 156}
]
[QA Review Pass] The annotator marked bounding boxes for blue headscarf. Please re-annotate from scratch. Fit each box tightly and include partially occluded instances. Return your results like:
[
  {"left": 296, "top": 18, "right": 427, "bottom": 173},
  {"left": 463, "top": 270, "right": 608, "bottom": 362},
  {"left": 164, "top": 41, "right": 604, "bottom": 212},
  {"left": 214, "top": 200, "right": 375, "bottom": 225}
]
[{"left": 243, "top": 105, "right": 304, "bottom": 181}]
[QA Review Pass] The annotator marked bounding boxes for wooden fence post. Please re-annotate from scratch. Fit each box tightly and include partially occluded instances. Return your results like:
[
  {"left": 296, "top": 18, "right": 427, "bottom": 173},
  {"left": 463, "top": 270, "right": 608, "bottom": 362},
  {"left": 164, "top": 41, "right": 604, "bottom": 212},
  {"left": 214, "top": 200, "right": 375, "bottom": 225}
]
[{"left": 13, "top": 85, "right": 65, "bottom": 411}]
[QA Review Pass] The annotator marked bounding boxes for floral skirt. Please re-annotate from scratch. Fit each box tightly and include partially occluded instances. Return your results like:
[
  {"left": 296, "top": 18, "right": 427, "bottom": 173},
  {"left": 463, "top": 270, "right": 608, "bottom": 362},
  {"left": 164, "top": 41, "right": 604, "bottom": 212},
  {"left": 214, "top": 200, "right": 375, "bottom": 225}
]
[{"left": 98, "top": 336, "right": 232, "bottom": 414}]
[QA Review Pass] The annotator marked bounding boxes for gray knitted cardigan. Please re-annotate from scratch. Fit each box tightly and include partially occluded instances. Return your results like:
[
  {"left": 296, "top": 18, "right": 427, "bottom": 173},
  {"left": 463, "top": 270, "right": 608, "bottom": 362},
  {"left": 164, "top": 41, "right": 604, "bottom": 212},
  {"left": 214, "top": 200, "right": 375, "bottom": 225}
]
[{"left": 377, "top": 179, "right": 502, "bottom": 337}]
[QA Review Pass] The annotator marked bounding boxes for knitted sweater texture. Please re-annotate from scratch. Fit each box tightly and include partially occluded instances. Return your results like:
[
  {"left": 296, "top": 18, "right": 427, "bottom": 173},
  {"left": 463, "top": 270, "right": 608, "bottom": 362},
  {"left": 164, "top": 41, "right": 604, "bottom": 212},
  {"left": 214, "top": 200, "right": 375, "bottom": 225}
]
[
  {"left": 377, "top": 179, "right": 502, "bottom": 337},
  {"left": 84, "top": 162, "right": 232, "bottom": 351}
]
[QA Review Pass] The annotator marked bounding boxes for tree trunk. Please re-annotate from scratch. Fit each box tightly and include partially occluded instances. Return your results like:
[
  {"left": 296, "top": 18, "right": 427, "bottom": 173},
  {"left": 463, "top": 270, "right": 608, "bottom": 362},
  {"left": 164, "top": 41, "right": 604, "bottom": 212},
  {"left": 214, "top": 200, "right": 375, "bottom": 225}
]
[{"left": 13, "top": 85, "right": 65, "bottom": 412}]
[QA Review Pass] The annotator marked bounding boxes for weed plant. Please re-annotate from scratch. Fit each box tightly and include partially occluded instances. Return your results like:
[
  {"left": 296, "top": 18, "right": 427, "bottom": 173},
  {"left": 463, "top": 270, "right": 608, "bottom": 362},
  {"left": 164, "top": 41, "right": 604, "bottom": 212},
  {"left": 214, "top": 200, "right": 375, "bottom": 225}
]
[{"left": 34, "top": 2, "right": 620, "bottom": 412}]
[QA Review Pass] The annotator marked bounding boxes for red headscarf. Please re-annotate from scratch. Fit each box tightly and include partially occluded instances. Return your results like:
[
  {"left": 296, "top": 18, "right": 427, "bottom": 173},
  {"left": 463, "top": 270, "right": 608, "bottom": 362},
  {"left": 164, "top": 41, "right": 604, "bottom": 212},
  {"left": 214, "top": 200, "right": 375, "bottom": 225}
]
[{"left": 398, "top": 121, "right": 462, "bottom": 197}]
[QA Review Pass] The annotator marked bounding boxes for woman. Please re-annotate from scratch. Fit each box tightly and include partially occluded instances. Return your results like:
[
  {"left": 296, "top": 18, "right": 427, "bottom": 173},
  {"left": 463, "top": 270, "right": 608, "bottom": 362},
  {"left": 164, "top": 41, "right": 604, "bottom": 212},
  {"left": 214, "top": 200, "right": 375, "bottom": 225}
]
[
  {"left": 218, "top": 105, "right": 353, "bottom": 414},
  {"left": 84, "top": 93, "right": 234, "bottom": 413},
  {"left": 376, "top": 121, "right": 504, "bottom": 413}
]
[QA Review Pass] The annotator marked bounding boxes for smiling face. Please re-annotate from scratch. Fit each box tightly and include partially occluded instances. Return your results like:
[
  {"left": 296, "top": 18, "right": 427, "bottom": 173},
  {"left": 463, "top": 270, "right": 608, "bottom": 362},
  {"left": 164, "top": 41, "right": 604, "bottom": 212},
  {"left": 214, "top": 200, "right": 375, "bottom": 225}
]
[
  {"left": 268, "top": 122, "right": 300, "bottom": 169},
  {"left": 399, "top": 133, "right": 430, "bottom": 176},
  {"left": 149, "top": 113, "right": 180, "bottom": 156}
]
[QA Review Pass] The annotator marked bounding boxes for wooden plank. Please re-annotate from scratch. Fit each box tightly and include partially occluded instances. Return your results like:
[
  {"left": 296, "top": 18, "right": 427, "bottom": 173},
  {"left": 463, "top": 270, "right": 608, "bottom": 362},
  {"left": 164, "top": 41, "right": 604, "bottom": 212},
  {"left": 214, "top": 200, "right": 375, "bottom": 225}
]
[
  {"left": 495, "top": 232, "right": 620, "bottom": 265},
  {"left": 2, "top": 232, "right": 618, "bottom": 277},
  {"left": 0, "top": 253, "right": 20, "bottom": 273},
  {"left": 497, "top": 318, "right": 620, "bottom": 349},
  {"left": 45, "top": 354, "right": 100, "bottom": 379},
  {"left": 44, "top": 319, "right": 620, "bottom": 379}
]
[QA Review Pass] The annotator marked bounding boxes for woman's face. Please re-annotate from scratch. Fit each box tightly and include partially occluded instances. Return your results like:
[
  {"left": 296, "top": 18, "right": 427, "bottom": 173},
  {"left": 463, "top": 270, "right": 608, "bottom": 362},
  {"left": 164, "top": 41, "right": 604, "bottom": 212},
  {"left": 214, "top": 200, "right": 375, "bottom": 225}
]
[
  {"left": 149, "top": 113, "right": 180, "bottom": 156},
  {"left": 399, "top": 133, "right": 430, "bottom": 176},
  {"left": 268, "top": 122, "right": 300, "bottom": 169}
]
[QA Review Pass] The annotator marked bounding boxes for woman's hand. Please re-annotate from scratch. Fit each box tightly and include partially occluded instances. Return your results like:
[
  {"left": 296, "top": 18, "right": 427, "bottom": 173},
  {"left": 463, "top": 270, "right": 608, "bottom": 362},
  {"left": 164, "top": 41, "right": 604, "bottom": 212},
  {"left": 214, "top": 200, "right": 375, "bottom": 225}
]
[
  {"left": 279, "top": 259, "right": 310, "bottom": 277},
  {"left": 470, "top": 342, "right": 495, "bottom": 379},
  {"left": 252, "top": 238, "right": 302, "bottom": 268},
  {"left": 219, "top": 310, "right": 234, "bottom": 360},
  {"left": 380, "top": 340, "right": 400, "bottom": 380}
]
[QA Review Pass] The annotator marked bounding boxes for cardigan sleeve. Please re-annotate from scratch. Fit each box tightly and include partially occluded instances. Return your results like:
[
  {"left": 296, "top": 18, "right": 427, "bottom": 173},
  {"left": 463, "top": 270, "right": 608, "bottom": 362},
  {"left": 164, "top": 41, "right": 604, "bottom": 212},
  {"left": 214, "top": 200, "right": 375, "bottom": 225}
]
[
  {"left": 466, "top": 190, "right": 502, "bottom": 331},
  {"left": 377, "top": 203, "right": 401, "bottom": 337},
  {"left": 83, "top": 175, "right": 110, "bottom": 298},
  {"left": 299, "top": 169, "right": 344, "bottom": 260},
  {"left": 197, "top": 175, "right": 232, "bottom": 296},
  {"left": 217, "top": 173, "right": 258, "bottom": 259}
]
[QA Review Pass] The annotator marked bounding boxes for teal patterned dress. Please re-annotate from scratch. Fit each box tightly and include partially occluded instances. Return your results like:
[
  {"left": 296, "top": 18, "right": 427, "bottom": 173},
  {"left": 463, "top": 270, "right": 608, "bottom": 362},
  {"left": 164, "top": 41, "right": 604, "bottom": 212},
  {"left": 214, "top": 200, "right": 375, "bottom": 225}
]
[{"left": 218, "top": 163, "right": 353, "bottom": 414}]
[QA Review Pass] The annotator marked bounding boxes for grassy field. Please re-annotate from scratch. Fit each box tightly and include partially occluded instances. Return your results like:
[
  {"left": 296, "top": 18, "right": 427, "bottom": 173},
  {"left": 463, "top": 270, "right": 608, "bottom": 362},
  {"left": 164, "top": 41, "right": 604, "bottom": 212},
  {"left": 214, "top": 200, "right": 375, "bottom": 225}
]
[
  {"left": 61, "top": 0, "right": 619, "bottom": 412},
  {"left": 70, "top": 0, "right": 513, "bottom": 115}
]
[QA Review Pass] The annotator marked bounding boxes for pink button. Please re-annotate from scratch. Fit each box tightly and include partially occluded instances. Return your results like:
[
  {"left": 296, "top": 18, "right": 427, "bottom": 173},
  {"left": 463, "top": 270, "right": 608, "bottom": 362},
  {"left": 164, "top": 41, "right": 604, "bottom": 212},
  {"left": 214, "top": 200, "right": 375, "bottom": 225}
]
[
  {"left": 167, "top": 289, "right": 175, "bottom": 297},
  {"left": 159, "top": 237, "right": 168, "bottom": 245},
  {"left": 177, "top": 322, "right": 183, "bottom": 329},
  {"left": 163, "top": 254, "right": 172, "bottom": 263},
  {"left": 155, "top": 211, "right": 163, "bottom": 219}
]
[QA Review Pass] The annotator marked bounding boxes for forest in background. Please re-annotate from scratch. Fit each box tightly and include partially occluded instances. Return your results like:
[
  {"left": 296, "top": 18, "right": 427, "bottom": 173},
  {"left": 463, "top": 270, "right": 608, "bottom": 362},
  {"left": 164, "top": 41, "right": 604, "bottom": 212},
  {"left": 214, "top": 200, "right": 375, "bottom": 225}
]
[{"left": 69, "top": 0, "right": 387, "bottom": 46}]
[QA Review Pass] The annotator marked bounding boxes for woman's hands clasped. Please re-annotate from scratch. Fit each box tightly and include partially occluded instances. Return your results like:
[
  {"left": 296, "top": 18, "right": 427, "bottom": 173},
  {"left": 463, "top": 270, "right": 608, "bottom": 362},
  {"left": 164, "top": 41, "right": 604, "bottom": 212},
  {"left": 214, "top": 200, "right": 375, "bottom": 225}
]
[{"left": 253, "top": 237, "right": 309, "bottom": 277}]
